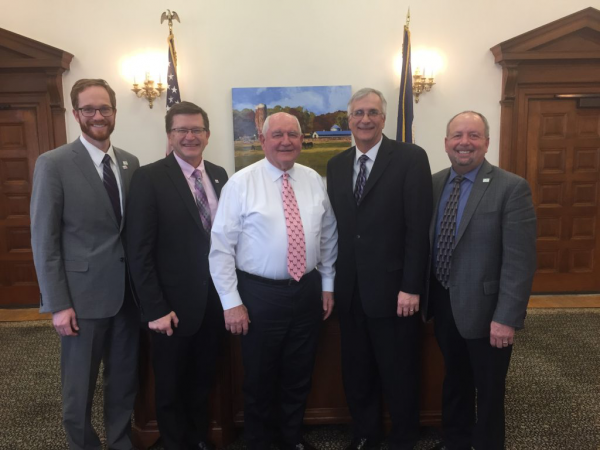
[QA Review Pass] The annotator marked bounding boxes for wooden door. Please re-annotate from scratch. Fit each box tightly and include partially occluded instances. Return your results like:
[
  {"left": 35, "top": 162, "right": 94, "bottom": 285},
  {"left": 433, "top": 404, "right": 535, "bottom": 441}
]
[
  {"left": 527, "top": 99, "right": 600, "bottom": 292},
  {"left": 0, "top": 108, "right": 40, "bottom": 306}
]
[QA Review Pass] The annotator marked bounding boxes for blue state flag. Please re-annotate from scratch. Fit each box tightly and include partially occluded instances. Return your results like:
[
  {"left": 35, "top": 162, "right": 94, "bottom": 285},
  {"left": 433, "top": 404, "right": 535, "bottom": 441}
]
[{"left": 396, "top": 25, "right": 414, "bottom": 143}]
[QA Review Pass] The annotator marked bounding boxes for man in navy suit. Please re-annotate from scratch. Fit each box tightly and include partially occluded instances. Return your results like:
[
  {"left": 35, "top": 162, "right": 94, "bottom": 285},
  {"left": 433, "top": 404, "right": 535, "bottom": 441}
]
[
  {"left": 126, "top": 102, "right": 228, "bottom": 450},
  {"left": 327, "top": 88, "right": 433, "bottom": 450}
]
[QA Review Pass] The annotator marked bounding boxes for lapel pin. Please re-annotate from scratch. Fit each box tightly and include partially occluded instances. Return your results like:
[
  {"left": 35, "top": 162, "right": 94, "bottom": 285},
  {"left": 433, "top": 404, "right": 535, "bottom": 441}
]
[
  {"left": 123, "top": 161, "right": 129, "bottom": 166},
  {"left": 214, "top": 179, "right": 220, "bottom": 184},
  {"left": 122, "top": 165, "right": 128, "bottom": 170},
  {"left": 483, "top": 178, "right": 490, "bottom": 183}
]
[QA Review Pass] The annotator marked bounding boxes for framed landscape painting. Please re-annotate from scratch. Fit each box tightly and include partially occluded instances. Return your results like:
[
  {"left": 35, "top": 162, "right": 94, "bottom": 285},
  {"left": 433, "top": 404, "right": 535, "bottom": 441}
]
[{"left": 232, "top": 85, "right": 352, "bottom": 176}]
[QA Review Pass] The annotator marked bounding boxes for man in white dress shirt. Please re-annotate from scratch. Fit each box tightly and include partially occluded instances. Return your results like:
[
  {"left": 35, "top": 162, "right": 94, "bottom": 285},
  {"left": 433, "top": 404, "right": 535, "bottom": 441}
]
[{"left": 210, "top": 112, "right": 338, "bottom": 450}]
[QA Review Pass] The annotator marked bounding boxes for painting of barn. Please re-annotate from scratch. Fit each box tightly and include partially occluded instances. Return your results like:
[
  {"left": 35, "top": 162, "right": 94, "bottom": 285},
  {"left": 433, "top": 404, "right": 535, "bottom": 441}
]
[{"left": 232, "top": 85, "right": 352, "bottom": 175}]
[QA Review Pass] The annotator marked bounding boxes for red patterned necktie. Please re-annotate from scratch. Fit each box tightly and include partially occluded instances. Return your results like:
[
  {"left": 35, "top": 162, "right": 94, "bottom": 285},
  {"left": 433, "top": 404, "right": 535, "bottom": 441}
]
[{"left": 282, "top": 173, "right": 307, "bottom": 281}]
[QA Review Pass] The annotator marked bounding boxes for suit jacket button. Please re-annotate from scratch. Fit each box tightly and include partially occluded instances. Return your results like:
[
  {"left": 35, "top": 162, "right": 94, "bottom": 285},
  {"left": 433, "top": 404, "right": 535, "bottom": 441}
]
[
  {"left": 356, "top": 235, "right": 360, "bottom": 239},
  {"left": 119, "top": 257, "right": 125, "bottom": 262}
]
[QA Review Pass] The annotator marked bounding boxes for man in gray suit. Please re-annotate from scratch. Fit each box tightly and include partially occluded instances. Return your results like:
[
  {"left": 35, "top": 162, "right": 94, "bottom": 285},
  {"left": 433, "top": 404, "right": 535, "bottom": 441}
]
[
  {"left": 424, "top": 111, "right": 536, "bottom": 450},
  {"left": 31, "top": 79, "right": 140, "bottom": 450}
]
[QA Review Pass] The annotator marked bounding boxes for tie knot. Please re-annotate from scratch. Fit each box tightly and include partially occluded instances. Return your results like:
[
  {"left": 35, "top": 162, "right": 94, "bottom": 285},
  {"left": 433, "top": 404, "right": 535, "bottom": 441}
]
[
  {"left": 283, "top": 172, "right": 289, "bottom": 181},
  {"left": 453, "top": 175, "right": 464, "bottom": 184},
  {"left": 102, "top": 154, "right": 112, "bottom": 165},
  {"left": 359, "top": 154, "right": 369, "bottom": 165},
  {"left": 192, "top": 169, "right": 202, "bottom": 180}
]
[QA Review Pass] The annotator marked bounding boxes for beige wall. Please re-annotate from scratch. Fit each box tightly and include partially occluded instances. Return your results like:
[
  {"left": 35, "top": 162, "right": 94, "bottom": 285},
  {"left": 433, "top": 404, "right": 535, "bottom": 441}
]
[{"left": 3, "top": 0, "right": 594, "bottom": 173}]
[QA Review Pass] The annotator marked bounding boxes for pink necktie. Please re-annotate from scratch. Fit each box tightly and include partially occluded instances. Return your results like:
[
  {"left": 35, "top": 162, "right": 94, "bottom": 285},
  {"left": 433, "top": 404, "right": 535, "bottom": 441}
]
[{"left": 282, "top": 173, "right": 306, "bottom": 281}]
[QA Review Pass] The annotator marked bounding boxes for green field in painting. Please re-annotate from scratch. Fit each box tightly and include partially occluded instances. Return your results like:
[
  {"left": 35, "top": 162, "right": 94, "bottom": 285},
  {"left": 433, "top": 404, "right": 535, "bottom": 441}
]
[{"left": 234, "top": 140, "right": 350, "bottom": 176}]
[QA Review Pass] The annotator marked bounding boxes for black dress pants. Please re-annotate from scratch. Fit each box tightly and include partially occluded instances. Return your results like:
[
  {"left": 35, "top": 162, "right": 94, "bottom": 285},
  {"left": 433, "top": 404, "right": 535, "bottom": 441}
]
[
  {"left": 430, "top": 276, "right": 512, "bottom": 450},
  {"left": 238, "top": 270, "right": 322, "bottom": 450},
  {"left": 338, "top": 285, "right": 421, "bottom": 450},
  {"left": 151, "top": 283, "right": 224, "bottom": 450}
]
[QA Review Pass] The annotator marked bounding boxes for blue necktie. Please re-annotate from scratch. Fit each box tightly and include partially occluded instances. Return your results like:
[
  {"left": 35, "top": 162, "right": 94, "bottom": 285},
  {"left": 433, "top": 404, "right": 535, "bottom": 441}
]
[{"left": 102, "top": 154, "right": 121, "bottom": 225}]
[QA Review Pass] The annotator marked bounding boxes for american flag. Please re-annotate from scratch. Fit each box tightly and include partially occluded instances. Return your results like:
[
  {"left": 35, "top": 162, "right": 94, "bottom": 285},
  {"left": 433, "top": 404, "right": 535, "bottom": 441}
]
[{"left": 166, "top": 33, "right": 181, "bottom": 111}]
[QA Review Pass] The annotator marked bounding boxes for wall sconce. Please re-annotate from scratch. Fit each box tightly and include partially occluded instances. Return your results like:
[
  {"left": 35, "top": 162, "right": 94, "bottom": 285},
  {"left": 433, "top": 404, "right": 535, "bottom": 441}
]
[
  {"left": 412, "top": 68, "right": 435, "bottom": 103},
  {"left": 132, "top": 72, "right": 165, "bottom": 109}
]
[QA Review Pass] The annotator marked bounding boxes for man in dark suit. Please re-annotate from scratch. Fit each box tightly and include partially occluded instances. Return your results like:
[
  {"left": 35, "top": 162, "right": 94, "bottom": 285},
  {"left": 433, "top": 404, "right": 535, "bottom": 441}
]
[
  {"left": 326, "top": 88, "right": 433, "bottom": 450},
  {"left": 31, "top": 79, "right": 140, "bottom": 450},
  {"left": 126, "top": 102, "right": 228, "bottom": 450},
  {"left": 424, "top": 111, "right": 536, "bottom": 450}
]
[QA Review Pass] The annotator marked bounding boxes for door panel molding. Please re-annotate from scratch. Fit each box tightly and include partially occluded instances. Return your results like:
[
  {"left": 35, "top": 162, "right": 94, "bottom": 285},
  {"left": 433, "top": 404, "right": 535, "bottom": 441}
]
[{"left": 491, "top": 8, "right": 600, "bottom": 293}]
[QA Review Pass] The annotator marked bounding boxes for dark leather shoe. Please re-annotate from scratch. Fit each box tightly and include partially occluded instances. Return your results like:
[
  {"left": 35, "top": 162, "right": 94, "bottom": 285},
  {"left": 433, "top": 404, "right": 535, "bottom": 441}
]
[
  {"left": 192, "top": 441, "right": 215, "bottom": 450},
  {"left": 429, "top": 443, "right": 447, "bottom": 450},
  {"left": 291, "top": 440, "right": 318, "bottom": 450},
  {"left": 345, "top": 437, "right": 382, "bottom": 450}
]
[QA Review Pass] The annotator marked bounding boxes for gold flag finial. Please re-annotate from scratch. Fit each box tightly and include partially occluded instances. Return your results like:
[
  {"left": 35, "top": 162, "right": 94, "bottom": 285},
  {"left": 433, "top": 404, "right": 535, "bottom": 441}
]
[
  {"left": 161, "top": 10, "right": 180, "bottom": 68},
  {"left": 406, "top": 8, "right": 410, "bottom": 28},
  {"left": 161, "top": 9, "right": 181, "bottom": 36}
]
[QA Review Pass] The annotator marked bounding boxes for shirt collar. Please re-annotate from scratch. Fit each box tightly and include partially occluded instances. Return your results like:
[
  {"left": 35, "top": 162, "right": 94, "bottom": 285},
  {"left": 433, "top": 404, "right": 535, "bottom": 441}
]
[
  {"left": 173, "top": 151, "right": 206, "bottom": 179},
  {"left": 263, "top": 158, "right": 298, "bottom": 182},
  {"left": 355, "top": 136, "right": 383, "bottom": 164},
  {"left": 449, "top": 163, "right": 483, "bottom": 185},
  {"left": 79, "top": 135, "right": 116, "bottom": 168}
]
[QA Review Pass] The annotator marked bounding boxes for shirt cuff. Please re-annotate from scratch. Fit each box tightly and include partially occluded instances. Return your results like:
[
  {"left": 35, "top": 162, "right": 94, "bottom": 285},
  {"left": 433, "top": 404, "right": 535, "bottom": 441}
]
[
  {"left": 321, "top": 276, "right": 334, "bottom": 292},
  {"left": 219, "top": 290, "right": 243, "bottom": 310}
]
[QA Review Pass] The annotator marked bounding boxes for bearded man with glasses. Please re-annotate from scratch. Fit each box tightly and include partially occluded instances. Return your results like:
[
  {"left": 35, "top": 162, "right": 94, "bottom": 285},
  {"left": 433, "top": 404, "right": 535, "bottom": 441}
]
[
  {"left": 126, "top": 101, "right": 228, "bottom": 450},
  {"left": 31, "top": 78, "right": 140, "bottom": 450},
  {"left": 326, "top": 88, "right": 433, "bottom": 450}
]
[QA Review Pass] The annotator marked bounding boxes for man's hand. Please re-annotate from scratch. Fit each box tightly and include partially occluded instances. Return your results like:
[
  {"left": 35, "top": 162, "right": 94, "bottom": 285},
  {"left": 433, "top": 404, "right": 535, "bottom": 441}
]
[
  {"left": 397, "top": 291, "right": 419, "bottom": 317},
  {"left": 490, "top": 321, "right": 515, "bottom": 349},
  {"left": 322, "top": 291, "right": 334, "bottom": 320},
  {"left": 224, "top": 305, "right": 250, "bottom": 335},
  {"left": 149, "top": 311, "right": 179, "bottom": 337},
  {"left": 52, "top": 308, "right": 79, "bottom": 337}
]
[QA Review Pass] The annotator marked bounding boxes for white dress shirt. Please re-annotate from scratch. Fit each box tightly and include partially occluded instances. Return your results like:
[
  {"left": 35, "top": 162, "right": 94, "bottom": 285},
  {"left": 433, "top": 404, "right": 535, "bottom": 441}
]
[
  {"left": 209, "top": 158, "right": 338, "bottom": 310},
  {"left": 352, "top": 137, "right": 383, "bottom": 188},
  {"left": 80, "top": 135, "right": 123, "bottom": 213}
]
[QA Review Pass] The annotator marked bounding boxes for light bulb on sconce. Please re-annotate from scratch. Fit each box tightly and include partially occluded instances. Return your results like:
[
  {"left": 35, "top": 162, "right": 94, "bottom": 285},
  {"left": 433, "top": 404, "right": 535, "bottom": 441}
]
[
  {"left": 412, "top": 67, "right": 436, "bottom": 103},
  {"left": 409, "top": 48, "right": 444, "bottom": 103},
  {"left": 131, "top": 72, "right": 165, "bottom": 109}
]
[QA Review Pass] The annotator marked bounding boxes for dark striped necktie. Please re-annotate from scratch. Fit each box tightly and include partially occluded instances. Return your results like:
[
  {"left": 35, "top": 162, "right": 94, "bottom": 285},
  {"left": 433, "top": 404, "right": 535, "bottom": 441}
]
[
  {"left": 354, "top": 154, "right": 369, "bottom": 205},
  {"left": 436, "top": 175, "right": 464, "bottom": 288},
  {"left": 102, "top": 154, "right": 121, "bottom": 225}
]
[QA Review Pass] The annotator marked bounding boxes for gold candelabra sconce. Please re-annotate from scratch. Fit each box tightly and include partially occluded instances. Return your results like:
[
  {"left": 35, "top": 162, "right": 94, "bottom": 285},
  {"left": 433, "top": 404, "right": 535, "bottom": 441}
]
[
  {"left": 412, "top": 67, "right": 435, "bottom": 103},
  {"left": 132, "top": 73, "right": 165, "bottom": 109}
]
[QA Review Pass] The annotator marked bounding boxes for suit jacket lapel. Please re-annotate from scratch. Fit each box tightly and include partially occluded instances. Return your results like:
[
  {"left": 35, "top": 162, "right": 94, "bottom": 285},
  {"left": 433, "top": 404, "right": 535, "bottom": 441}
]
[
  {"left": 71, "top": 139, "right": 119, "bottom": 228},
  {"left": 455, "top": 159, "right": 493, "bottom": 246},
  {"left": 359, "top": 135, "right": 392, "bottom": 204},
  {"left": 164, "top": 152, "right": 206, "bottom": 234},
  {"left": 430, "top": 169, "right": 450, "bottom": 243},
  {"left": 204, "top": 163, "right": 225, "bottom": 198},
  {"left": 113, "top": 147, "right": 131, "bottom": 232},
  {"left": 339, "top": 148, "right": 357, "bottom": 210}
]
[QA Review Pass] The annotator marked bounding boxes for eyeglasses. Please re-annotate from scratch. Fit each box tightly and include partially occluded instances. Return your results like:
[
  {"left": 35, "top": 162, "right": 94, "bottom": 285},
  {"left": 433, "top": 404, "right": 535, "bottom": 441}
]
[
  {"left": 170, "top": 128, "right": 208, "bottom": 136},
  {"left": 350, "top": 109, "right": 384, "bottom": 118},
  {"left": 77, "top": 107, "right": 115, "bottom": 117}
]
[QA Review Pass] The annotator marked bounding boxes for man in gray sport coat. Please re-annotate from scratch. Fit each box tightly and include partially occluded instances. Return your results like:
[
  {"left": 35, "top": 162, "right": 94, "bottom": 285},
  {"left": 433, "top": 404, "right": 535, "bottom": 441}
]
[
  {"left": 423, "top": 111, "right": 536, "bottom": 450},
  {"left": 31, "top": 79, "right": 140, "bottom": 450}
]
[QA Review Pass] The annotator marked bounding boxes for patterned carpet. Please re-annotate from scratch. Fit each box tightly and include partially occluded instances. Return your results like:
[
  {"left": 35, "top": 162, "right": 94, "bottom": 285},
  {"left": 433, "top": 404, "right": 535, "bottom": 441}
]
[{"left": 0, "top": 309, "right": 598, "bottom": 450}]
